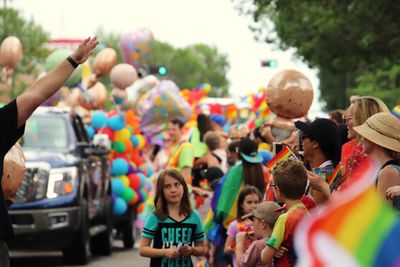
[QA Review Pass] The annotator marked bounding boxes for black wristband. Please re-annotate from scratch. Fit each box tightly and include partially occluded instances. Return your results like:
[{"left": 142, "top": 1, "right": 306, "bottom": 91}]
[{"left": 66, "top": 56, "right": 79, "bottom": 68}]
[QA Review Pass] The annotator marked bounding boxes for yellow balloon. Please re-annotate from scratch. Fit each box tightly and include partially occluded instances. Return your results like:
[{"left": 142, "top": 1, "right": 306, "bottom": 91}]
[
  {"left": 119, "top": 175, "right": 130, "bottom": 187},
  {"left": 114, "top": 128, "right": 131, "bottom": 142},
  {"left": 136, "top": 134, "right": 145, "bottom": 149}
]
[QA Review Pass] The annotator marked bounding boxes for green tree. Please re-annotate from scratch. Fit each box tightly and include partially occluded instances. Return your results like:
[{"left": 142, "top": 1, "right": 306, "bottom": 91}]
[
  {"left": 235, "top": 0, "right": 400, "bottom": 109},
  {"left": 0, "top": 8, "right": 49, "bottom": 98},
  {"left": 95, "top": 28, "right": 230, "bottom": 97}
]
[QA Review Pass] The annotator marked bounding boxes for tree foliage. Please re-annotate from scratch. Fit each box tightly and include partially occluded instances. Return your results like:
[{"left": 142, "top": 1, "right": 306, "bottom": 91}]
[
  {"left": 95, "top": 28, "right": 230, "bottom": 97},
  {"left": 235, "top": 0, "right": 400, "bottom": 109},
  {"left": 0, "top": 8, "right": 49, "bottom": 98}
]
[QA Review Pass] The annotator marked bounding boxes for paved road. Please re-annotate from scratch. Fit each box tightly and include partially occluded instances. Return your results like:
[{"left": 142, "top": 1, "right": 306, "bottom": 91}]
[{"left": 10, "top": 240, "right": 149, "bottom": 267}]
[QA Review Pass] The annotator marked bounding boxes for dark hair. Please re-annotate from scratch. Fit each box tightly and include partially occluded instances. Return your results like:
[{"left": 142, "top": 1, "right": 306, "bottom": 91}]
[
  {"left": 253, "top": 126, "right": 267, "bottom": 143},
  {"left": 170, "top": 118, "right": 184, "bottom": 129},
  {"left": 272, "top": 159, "right": 307, "bottom": 200},
  {"left": 154, "top": 169, "right": 192, "bottom": 220},
  {"left": 236, "top": 186, "right": 262, "bottom": 220},
  {"left": 238, "top": 138, "right": 266, "bottom": 195},
  {"left": 197, "top": 114, "right": 214, "bottom": 141},
  {"left": 227, "top": 140, "right": 240, "bottom": 154}
]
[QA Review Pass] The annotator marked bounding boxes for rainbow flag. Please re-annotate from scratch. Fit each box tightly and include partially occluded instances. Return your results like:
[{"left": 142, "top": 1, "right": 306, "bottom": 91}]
[
  {"left": 392, "top": 105, "right": 400, "bottom": 119},
  {"left": 295, "top": 164, "right": 400, "bottom": 267},
  {"left": 326, "top": 164, "right": 341, "bottom": 192},
  {"left": 266, "top": 146, "right": 298, "bottom": 171}
]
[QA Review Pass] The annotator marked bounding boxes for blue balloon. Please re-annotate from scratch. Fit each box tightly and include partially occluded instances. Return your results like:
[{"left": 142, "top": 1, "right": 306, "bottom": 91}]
[
  {"left": 108, "top": 115, "right": 125, "bottom": 131},
  {"left": 137, "top": 172, "right": 147, "bottom": 188},
  {"left": 113, "top": 197, "right": 127, "bottom": 215},
  {"left": 131, "top": 135, "right": 139, "bottom": 148},
  {"left": 111, "top": 178, "right": 125, "bottom": 196},
  {"left": 91, "top": 111, "right": 108, "bottom": 128},
  {"left": 146, "top": 164, "right": 154, "bottom": 177},
  {"left": 111, "top": 158, "right": 129, "bottom": 176},
  {"left": 85, "top": 125, "right": 96, "bottom": 139},
  {"left": 259, "top": 150, "right": 273, "bottom": 165}
]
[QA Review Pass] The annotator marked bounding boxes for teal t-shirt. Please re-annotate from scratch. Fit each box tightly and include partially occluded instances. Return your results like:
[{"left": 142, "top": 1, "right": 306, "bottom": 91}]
[{"left": 142, "top": 210, "right": 205, "bottom": 267}]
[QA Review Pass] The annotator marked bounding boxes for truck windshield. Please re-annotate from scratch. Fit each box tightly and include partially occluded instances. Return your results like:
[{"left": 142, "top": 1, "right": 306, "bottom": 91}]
[{"left": 23, "top": 115, "right": 69, "bottom": 149}]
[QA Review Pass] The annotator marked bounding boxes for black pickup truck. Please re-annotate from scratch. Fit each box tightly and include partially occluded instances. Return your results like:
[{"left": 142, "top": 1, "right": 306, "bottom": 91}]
[{"left": 8, "top": 106, "right": 112, "bottom": 265}]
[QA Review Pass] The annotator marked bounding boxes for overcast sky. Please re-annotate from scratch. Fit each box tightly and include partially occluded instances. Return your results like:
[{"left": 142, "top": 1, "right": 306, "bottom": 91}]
[{"left": 11, "top": 0, "right": 325, "bottom": 116}]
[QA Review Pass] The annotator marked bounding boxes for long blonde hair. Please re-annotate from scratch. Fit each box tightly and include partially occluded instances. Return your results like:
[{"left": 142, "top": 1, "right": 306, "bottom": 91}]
[{"left": 350, "top": 96, "right": 390, "bottom": 127}]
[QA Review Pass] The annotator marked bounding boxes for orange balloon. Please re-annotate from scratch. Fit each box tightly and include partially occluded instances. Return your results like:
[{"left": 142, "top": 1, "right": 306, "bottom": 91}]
[
  {"left": 266, "top": 69, "right": 313, "bottom": 119},
  {"left": 0, "top": 36, "right": 23, "bottom": 68},
  {"left": 93, "top": 48, "right": 117, "bottom": 76}
]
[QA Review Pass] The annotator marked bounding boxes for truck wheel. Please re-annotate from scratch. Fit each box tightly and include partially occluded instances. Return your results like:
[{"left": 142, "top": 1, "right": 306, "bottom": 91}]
[
  {"left": 90, "top": 196, "right": 113, "bottom": 256},
  {"left": 63, "top": 199, "right": 90, "bottom": 265},
  {"left": 122, "top": 219, "right": 134, "bottom": 249}
]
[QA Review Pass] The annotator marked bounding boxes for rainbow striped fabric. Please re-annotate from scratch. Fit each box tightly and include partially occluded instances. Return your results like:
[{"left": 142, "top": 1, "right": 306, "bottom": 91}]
[
  {"left": 326, "top": 164, "right": 341, "bottom": 192},
  {"left": 266, "top": 146, "right": 298, "bottom": 171},
  {"left": 295, "top": 164, "right": 400, "bottom": 267}
]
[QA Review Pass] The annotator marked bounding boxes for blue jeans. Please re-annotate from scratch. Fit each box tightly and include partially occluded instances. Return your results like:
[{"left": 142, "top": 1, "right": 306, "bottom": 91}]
[{"left": 0, "top": 240, "right": 9, "bottom": 267}]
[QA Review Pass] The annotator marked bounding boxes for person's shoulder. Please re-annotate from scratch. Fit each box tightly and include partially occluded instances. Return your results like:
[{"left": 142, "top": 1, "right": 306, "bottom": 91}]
[{"left": 380, "top": 165, "right": 400, "bottom": 180}]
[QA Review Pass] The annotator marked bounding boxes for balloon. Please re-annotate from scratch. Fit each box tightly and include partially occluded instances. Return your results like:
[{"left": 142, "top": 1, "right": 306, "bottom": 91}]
[
  {"left": 98, "top": 127, "right": 115, "bottom": 141},
  {"left": 2, "top": 143, "right": 25, "bottom": 199},
  {"left": 112, "top": 141, "right": 126, "bottom": 153},
  {"left": 136, "top": 202, "right": 145, "bottom": 214},
  {"left": 128, "top": 191, "right": 139, "bottom": 205},
  {"left": 121, "top": 187, "right": 135, "bottom": 203},
  {"left": 113, "top": 197, "right": 127, "bottom": 215},
  {"left": 111, "top": 158, "right": 129, "bottom": 176},
  {"left": 266, "top": 69, "right": 313, "bottom": 119},
  {"left": 110, "top": 64, "right": 138, "bottom": 89},
  {"left": 111, "top": 88, "right": 127, "bottom": 104},
  {"left": 85, "top": 125, "right": 96, "bottom": 139},
  {"left": 88, "top": 82, "right": 108, "bottom": 108},
  {"left": 0, "top": 36, "right": 23, "bottom": 68},
  {"left": 138, "top": 80, "right": 192, "bottom": 128},
  {"left": 128, "top": 173, "right": 142, "bottom": 190},
  {"left": 120, "top": 28, "right": 154, "bottom": 69},
  {"left": 92, "top": 48, "right": 117, "bottom": 76},
  {"left": 119, "top": 175, "right": 130, "bottom": 187},
  {"left": 111, "top": 178, "right": 125, "bottom": 197},
  {"left": 114, "top": 128, "right": 131, "bottom": 143},
  {"left": 108, "top": 114, "right": 125, "bottom": 131},
  {"left": 91, "top": 110, "right": 108, "bottom": 128},
  {"left": 131, "top": 135, "right": 139, "bottom": 148},
  {"left": 45, "top": 49, "right": 83, "bottom": 87}
]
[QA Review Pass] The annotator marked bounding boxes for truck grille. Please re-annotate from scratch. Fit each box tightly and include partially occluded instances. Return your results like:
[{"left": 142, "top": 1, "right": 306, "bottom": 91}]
[{"left": 14, "top": 162, "right": 51, "bottom": 203}]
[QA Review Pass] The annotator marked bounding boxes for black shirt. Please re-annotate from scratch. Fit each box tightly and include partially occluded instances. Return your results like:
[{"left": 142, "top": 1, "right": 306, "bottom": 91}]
[{"left": 0, "top": 100, "right": 25, "bottom": 240}]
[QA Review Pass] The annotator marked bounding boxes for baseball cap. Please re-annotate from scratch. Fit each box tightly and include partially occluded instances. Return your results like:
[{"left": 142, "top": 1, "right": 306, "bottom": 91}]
[
  {"left": 199, "top": 166, "right": 224, "bottom": 182},
  {"left": 210, "top": 114, "right": 226, "bottom": 127},
  {"left": 239, "top": 138, "right": 263, "bottom": 164},
  {"left": 242, "top": 201, "right": 281, "bottom": 225}
]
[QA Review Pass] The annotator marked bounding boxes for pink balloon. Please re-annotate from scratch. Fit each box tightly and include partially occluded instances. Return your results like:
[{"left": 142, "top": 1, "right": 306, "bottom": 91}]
[
  {"left": 120, "top": 28, "right": 154, "bottom": 68},
  {"left": 110, "top": 63, "right": 138, "bottom": 89}
]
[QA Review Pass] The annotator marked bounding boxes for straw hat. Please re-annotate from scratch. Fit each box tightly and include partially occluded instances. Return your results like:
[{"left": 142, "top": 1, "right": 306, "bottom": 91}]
[{"left": 353, "top": 112, "right": 400, "bottom": 152}]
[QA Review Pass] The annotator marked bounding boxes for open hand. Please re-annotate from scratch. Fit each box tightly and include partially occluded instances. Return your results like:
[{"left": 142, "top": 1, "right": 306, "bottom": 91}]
[
  {"left": 178, "top": 245, "right": 193, "bottom": 257},
  {"left": 275, "top": 246, "right": 288, "bottom": 259},
  {"left": 70, "top": 37, "right": 99, "bottom": 64}
]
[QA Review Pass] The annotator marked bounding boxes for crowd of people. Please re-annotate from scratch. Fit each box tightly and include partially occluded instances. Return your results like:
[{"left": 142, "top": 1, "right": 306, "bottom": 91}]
[
  {"left": 0, "top": 37, "right": 399, "bottom": 267},
  {"left": 137, "top": 94, "right": 400, "bottom": 267}
]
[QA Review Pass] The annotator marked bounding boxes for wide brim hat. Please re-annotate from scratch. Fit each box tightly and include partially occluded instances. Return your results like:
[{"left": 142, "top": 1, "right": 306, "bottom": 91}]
[
  {"left": 353, "top": 112, "right": 400, "bottom": 152},
  {"left": 239, "top": 137, "right": 263, "bottom": 164},
  {"left": 240, "top": 151, "right": 263, "bottom": 164}
]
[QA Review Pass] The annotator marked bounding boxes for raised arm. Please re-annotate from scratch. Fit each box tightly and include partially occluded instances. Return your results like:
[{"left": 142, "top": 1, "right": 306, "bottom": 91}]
[{"left": 16, "top": 37, "right": 98, "bottom": 128}]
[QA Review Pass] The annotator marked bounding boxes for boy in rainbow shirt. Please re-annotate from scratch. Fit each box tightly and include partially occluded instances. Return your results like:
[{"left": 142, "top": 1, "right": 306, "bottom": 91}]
[{"left": 261, "top": 159, "right": 309, "bottom": 267}]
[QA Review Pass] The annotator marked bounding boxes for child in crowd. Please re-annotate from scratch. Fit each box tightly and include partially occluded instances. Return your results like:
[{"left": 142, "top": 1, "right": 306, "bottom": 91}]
[
  {"left": 236, "top": 201, "right": 281, "bottom": 267},
  {"left": 139, "top": 169, "right": 206, "bottom": 267},
  {"left": 261, "top": 159, "right": 309, "bottom": 267},
  {"left": 225, "top": 186, "right": 262, "bottom": 267}
]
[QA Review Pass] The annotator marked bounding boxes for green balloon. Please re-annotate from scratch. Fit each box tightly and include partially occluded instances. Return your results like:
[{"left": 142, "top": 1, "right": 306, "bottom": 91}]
[
  {"left": 45, "top": 49, "right": 83, "bottom": 87},
  {"left": 121, "top": 187, "right": 134, "bottom": 202},
  {"left": 113, "top": 142, "right": 126, "bottom": 153}
]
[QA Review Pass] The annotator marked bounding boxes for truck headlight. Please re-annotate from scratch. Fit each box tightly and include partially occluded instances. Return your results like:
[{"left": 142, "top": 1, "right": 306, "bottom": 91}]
[{"left": 46, "top": 167, "right": 78, "bottom": 199}]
